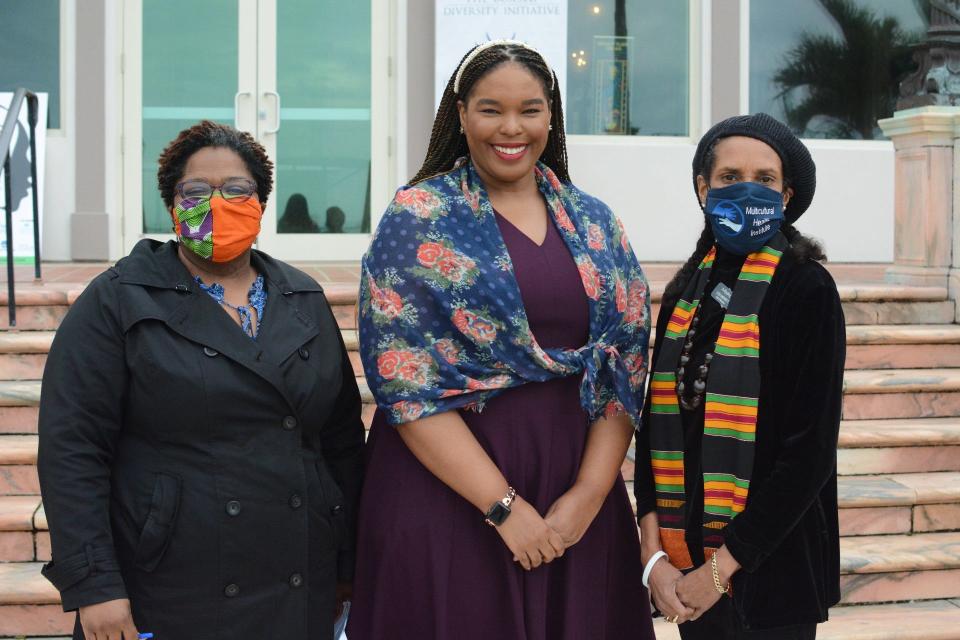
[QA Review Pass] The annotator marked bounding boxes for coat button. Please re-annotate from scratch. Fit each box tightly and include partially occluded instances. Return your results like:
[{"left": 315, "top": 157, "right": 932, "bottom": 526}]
[
  {"left": 203, "top": 346, "right": 219, "bottom": 357},
  {"left": 224, "top": 583, "right": 240, "bottom": 598},
  {"left": 330, "top": 504, "right": 343, "bottom": 516},
  {"left": 282, "top": 416, "right": 298, "bottom": 431},
  {"left": 289, "top": 573, "right": 303, "bottom": 588},
  {"left": 225, "top": 500, "right": 241, "bottom": 516},
  {"left": 298, "top": 347, "right": 310, "bottom": 360},
  {"left": 289, "top": 494, "right": 303, "bottom": 509}
]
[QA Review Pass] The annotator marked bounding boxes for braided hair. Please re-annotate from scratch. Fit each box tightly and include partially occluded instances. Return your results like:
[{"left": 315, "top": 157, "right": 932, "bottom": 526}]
[
  {"left": 411, "top": 43, "right": 569, "bottom": 185},
  {"left": 661, "top": 139, "right": 826, "bottom": 311},
  {"left": 157, "top": 120, "right": 274, "bottom": 210}
]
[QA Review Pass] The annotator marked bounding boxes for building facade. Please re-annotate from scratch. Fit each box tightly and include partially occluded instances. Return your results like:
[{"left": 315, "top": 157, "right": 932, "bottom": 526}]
[{"left": 1, "top": 0, "right": 927, "bottom": 264}]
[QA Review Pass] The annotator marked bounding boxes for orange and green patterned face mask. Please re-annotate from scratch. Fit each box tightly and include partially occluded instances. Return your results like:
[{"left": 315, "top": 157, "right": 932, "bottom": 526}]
[{"left": 172, "top": 196, "right": 262, "bottom": 263}]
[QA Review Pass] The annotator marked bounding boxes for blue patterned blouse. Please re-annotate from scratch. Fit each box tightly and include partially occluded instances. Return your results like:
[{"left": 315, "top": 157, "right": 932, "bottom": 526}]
[{"left": 195, "top": 273, "right": 267, "bottom": 339}]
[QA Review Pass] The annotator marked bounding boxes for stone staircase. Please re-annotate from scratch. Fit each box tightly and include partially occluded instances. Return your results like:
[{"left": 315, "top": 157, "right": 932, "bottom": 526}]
[{"left": 1, "top": 275, "right": 960, "bottom": 637}]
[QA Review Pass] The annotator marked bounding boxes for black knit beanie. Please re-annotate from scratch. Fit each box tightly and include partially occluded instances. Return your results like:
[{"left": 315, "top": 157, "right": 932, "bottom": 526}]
[{"left": 692, "top": 113, "right": 816, "bottom": 223}]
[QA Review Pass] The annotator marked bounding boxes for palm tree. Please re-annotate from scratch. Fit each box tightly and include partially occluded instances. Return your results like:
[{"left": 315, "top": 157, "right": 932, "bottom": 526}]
[{"left": 772, "top": 0, "right": 921, "bottom": 139}]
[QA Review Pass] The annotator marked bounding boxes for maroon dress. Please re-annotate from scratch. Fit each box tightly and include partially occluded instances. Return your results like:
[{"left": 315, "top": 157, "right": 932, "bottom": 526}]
[{"left": 348, "top": 212, "right": 655, "bottom": 640}]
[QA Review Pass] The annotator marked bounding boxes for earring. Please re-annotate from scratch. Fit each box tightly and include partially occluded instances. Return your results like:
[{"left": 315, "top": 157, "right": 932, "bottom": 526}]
[
  {"left": 459, "top": 125, "right": 464, "bottom": 134},
  {"left": 549, "top": 124, "right": 553, "bottom": 131}
]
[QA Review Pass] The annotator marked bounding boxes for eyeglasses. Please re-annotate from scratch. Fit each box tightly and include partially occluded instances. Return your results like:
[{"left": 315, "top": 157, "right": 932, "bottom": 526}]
[{"left": 175, "top": 178, "right": 258, "bottom": 203}]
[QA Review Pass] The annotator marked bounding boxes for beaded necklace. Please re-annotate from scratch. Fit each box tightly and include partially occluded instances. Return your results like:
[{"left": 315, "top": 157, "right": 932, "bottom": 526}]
[{"left": 674, "top": 304, "right": 714, "bottom": 410}]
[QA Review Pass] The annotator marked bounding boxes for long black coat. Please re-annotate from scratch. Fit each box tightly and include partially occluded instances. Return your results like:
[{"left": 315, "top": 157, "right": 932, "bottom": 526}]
[
  {"left": 635, "top": 248, "right": 845, "bottom": 630},
  {"left": 38, "top": 240, "right": 365, "bottom": 640}
]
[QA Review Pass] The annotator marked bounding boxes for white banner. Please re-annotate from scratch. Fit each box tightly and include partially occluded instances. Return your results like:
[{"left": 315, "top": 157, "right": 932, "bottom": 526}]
[
  {"left": 435, "top": 0, "right": 568, "bottom": 110},
  {"left": 0, "top": 92, "right": 47, "bottom": 264}
]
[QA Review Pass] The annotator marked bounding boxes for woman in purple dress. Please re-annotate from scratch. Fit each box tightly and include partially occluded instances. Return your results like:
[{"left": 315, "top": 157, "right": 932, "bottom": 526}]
[{"left": 349, "top": 41, "right": 655, "bottom": 639}]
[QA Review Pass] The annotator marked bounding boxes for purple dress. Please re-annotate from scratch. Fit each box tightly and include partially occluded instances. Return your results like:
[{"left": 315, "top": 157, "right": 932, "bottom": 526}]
[{"left": 348, "top": 212, "right": 655, "bottom": 640}]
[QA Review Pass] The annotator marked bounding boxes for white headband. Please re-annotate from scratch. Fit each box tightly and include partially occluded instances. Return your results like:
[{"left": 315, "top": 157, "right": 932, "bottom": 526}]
[{"left": 452, "top": 39, "right": 556, "bottom": 95}]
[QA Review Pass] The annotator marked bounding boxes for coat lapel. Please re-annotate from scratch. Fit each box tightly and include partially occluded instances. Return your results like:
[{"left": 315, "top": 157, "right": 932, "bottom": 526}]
[{"left": 118, "top": 240, "right": 322, "bottom": 414}]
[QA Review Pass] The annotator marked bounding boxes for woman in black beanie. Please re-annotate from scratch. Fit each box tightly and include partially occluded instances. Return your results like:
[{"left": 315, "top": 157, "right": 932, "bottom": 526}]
[{"left": 634, "top": 113, "right": 845, "bottom": 639}]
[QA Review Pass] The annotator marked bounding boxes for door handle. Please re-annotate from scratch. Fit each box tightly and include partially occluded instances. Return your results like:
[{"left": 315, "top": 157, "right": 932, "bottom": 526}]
[
  {"left": 234, "top": 91, "right": 252, "bottom": 129},
  {"left": 264, "top": 91, "right": 281, "bottom": 134}
]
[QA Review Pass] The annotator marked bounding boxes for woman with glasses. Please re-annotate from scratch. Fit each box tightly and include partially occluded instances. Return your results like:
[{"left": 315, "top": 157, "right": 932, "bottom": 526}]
[{"left": 37, "top": 120, "right": 364, "bottom": 639}]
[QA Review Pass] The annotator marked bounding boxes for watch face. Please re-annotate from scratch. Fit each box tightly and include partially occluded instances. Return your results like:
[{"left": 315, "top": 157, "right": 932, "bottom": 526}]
[{"left": 486, "top": 501, "right": 511, "bottom": 526}]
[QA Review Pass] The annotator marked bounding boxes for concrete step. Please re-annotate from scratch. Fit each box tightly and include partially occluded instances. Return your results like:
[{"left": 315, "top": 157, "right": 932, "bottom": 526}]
[
  {"left": 338, "top": 301, "right": 960, "bottom": 333},
  {"left": 5, "top": 336, "right": 958, "bottom": 386},
  {"left": 653, "top": 600, "right": 960, "bottom": 640},
  {"left": 0, "top": 495, "right": 43, "bottom": 562},
  {"left": 846, "top": 325, "right": 960, "bottom": 369},
  {"left": 5, "top": 532, "right": 960, "bottom": 637},
  {"left": 839, "top": 417, "right": 960, "bottom": 448},
  {"left": 0, "top": 563, "right": 72, "bottom": 637},
  {"left": 838, "top": 531, "right": 960, "bottom": 604},
  {"left": 0, "top": 289, "right": 78, "bottom": 333},
  {"left": 10, "top": 470, "right": 958, "bottom": 562},
  {"left": 0, "top": 281, "right": 952, "bottom": 334},
  {"left": 0, "top": 332, "right": 54, "bottom": 382},
  {"left": 0, "top": 406, "right": 39, "bottom": 434},
  {"left": 0, "top": 330, "right": 359, "bottom": 381},
  {"left": 843, "top": 369, "right": 960, "bottom": 420},
  {"left": 342, "top": 284, "right": 954, "bottom": 330},
  {"left": 0, "top": 325, "right": 960, "bottom": 380},
  {"left": 0, "top": 434, "right": 39, "bottom": 495},
  {"left": 359, "top": 370, "right": 960, "bottom": 424},
  {"left": 838, "top": 472, "right": 960, "bottom": 536},
  {"left": 8, "top": 324, "right": 960, "bottom": 382},
  {"left": 837, "top": 418, "right": 960, "bottom": 474}
]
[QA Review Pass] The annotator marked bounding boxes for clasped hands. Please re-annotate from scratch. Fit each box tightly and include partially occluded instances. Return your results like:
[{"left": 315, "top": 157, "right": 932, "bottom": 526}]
[
  {"left": 647, "top": 550, "right": 737, "bottom": 625},
  {"left": 496, "top": 483, "right": 603, "bottom": 571}
]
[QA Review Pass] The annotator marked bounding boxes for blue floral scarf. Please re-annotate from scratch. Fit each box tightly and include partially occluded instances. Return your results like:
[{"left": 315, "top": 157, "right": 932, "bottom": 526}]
[{"left": 359, "top": 158, "right": 651, "bottom": 425}]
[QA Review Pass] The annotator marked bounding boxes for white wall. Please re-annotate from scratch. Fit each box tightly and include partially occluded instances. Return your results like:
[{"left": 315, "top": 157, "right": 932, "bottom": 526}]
[
  {"left": 567, "top": 136, "right": 895, "bottom": 263},
  {"left": 104, "top": 0, "right": 123, "bottom": 261},
  {"left": 40, "top": 0, "right": 76, "bottom": 262},
  {"left": 42, "top": 137, "right": 74, "bottom": 261},
  {"left": 44, "top": 1, "right": 895, "bottom": 265}
]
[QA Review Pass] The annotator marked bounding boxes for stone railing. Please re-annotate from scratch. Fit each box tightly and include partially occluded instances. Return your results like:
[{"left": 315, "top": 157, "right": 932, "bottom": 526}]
[{"left": 879, "top": 106, "right": 960, "bottom": 319}]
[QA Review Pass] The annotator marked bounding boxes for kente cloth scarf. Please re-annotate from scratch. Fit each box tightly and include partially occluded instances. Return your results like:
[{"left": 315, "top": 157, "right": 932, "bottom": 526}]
[
  {"left": 358, "top": 158, "right": 651, "bottom": 426},
  {"left": 648, "top": 233, "right": 787, "bottom": 570}
]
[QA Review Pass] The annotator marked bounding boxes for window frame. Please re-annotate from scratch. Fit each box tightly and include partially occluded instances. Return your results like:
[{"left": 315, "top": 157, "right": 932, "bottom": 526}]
[
  {"left": 566, "top": 0, "right": 704, "bottom": 144},
  {"left": 740, "top": 0, "right": 918, "bottom": 146}
]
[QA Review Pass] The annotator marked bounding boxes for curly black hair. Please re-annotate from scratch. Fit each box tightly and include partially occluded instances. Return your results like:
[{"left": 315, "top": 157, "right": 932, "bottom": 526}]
[
  {"left": 412, "top": 42, "right": 569, "bottom": 185},
  {"left": 157, "top": 120, "right": 274, "bottom": 209}
]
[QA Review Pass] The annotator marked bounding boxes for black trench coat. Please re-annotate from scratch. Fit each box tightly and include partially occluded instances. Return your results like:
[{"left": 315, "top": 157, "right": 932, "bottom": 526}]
[{"left": 37, "top": 239, "right": 365, "bottom": 640}]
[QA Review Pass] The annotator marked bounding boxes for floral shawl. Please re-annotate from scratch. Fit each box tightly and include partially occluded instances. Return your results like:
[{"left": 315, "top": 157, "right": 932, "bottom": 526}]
[{"left": 358, "top": 158, "right": 651, "bottom": 425}]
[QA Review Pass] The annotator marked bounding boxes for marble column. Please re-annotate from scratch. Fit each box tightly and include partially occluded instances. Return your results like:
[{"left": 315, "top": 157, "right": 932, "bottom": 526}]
[{"left": 878, "top": 106, "right": 960, "bottom": 290}]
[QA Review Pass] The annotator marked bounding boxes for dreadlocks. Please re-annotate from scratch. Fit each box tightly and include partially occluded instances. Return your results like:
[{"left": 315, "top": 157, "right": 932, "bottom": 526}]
[{"left": 411, "top": 42, "right": 569, "bottom": 185}]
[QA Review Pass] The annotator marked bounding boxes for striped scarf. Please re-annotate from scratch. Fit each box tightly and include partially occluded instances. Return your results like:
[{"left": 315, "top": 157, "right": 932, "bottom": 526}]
[{"left": 648, "top": 233, "right": 787, "bottom": 569}]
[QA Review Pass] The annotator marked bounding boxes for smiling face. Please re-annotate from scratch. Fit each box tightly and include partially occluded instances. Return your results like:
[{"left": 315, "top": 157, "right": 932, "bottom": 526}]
[
  {"left": 456, "top": 61, "right": 552, "bottom": 187},
  {"left": 696, "top": 136, "right": 793, "bottom": 209}
]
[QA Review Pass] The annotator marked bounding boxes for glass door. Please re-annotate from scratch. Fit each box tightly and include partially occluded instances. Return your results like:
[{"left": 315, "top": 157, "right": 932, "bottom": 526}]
[
  {"left": 255, "top": 0, "right": 381, "bottom": 261},
  {"left": 124, "top": 0, "right": 388, "bottom": 261},
  {"left": 128, "top": 0, "right": 257, "bottom": 239}
]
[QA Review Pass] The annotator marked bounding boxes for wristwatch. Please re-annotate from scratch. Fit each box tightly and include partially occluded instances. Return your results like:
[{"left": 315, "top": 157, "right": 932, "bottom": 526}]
[{"left": 484, "top": 486, "right": 517, "bottom": 527}]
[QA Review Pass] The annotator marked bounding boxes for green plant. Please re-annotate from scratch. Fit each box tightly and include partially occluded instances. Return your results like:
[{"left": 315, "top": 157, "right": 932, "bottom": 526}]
[{"left": 772, "top": 0, "right": 922, "bottom": 138}]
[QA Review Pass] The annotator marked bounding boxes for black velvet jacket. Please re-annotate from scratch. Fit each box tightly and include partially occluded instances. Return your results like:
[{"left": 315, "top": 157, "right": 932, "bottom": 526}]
[{"left": 634, "top": 246, "right": 845, "bottom": 630}]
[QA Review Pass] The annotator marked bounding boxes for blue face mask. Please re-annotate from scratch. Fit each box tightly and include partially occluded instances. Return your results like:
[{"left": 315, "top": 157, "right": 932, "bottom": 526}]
[{"left": 704, "top": 182, "right": 785, "bottom": 255}]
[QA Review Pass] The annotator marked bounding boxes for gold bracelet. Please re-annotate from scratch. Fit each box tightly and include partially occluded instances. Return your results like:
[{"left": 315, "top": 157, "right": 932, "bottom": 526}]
[{"left": 711, "top": 552, "right": 730, "bottom": 595}]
